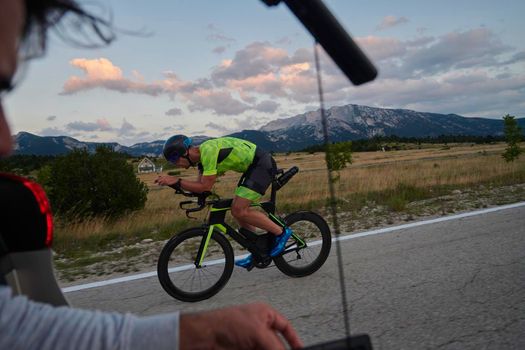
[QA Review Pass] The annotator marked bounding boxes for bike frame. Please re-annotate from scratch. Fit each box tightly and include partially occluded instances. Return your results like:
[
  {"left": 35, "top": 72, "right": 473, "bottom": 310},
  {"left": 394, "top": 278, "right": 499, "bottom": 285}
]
[{"left": 194, "top": 200, "right": 305, "bottom": 268}]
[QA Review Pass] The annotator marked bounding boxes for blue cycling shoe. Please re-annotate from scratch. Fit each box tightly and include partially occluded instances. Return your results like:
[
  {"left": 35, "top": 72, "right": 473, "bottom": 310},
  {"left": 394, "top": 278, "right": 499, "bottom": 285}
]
[
  {"left": 270, "top": 227, "right": 293, "bottom": 257},
  {"left": 235, "top": 254, "right": 253, "bottom": 269}
]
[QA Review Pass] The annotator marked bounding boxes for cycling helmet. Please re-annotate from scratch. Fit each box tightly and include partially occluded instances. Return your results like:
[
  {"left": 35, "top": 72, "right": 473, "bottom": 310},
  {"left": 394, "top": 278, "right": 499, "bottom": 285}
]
[{"left": 162, "top": 135, "right": 193, "bottom": 163}]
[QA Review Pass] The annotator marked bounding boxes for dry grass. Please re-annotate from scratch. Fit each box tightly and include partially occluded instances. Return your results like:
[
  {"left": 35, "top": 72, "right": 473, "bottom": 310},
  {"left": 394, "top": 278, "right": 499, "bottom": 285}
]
[
  {"left": 53, "top": 142, "right": 525, "bottom": 255},
  {"left": 275, "top": 143, "right": 524, "bottom": 206}
]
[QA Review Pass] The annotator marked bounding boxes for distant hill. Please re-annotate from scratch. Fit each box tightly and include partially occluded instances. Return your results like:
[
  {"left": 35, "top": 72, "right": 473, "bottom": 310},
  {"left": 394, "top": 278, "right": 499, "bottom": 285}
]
[
  {"left": 13, "top": 104, "right": 524, "bottom": 155},
  {"left": 13, "top": 133, "right": 210, "bottom": 157}
]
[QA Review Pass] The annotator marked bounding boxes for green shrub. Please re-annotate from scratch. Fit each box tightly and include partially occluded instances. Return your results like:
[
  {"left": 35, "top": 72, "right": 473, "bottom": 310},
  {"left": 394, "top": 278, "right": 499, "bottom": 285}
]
[
  {"left": 502, "top": 114, "right": 523, "bottom": 162},
  {"left": 40, "top": 146, "right": 148, "bottom": 219}
]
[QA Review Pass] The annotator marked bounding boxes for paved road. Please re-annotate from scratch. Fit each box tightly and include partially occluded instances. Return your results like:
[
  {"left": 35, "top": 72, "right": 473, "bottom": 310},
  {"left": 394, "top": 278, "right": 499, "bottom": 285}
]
[{"left": 66, "top": 205, "right": 525, "bottom": 349}]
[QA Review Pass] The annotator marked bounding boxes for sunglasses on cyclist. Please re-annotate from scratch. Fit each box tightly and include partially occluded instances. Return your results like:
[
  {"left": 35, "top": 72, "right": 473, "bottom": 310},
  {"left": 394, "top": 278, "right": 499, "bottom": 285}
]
[{"left": 168, "top": 152, "right": 185, "bottom": 163}]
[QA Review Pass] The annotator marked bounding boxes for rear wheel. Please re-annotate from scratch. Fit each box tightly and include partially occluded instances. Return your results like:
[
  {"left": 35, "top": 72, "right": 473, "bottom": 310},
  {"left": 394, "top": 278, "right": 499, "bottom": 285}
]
[
  {"left": 157, "top": 227, "right": 234, "bottom": 302},
  {"left": 273, "top": 211, "right": 331, "bottom": 277}
]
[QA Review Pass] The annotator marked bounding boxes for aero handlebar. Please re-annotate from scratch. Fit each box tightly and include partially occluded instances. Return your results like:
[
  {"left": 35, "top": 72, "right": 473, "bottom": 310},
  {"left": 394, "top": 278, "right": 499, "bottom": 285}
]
[{"left": 169, "top": 183, "right": 213, "bottom": 218}]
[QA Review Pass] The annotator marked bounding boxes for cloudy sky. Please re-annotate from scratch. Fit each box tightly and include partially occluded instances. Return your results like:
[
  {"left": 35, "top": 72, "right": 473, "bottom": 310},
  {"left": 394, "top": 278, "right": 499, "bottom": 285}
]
[{"left": 4, "top": 0, "right": 525, "bottom": 145}]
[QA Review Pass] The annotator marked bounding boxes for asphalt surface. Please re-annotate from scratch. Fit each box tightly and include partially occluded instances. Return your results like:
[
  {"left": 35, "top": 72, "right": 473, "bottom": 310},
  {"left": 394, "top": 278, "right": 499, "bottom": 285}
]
[{"left": 66, "top": 205, "right": 525, "bottom": 349}]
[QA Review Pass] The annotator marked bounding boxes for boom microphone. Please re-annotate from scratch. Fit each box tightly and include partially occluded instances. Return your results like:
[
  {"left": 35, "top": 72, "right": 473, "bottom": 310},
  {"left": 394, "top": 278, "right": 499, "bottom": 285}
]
[{"left": 261, "top": 0, "right": 378, "bottom": 85}]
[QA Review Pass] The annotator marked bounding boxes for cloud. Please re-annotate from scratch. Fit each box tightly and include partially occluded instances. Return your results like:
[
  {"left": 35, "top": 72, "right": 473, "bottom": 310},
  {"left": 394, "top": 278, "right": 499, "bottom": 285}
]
[
  {"left": 254, "top": 100, "right": 279, "bottom": 113},
  {"left": 357, "top": 28, "right": 520, "bottom": 80},
  {"left": 377, "top": 16, "right": 409, "bottom": 31},
  {"left": 205, "top": 121, "right": 233, "bottom": 133},
  {"left": 59, "top": 26, "right": 524, "bottom": 124},
  {"left": 39, "top": 127, "right": 67, "bottom": 136},
  {"left": 276, "top": 37, "right": 292, "bottom": 46},
  {"left": 62, "top": 58, "right": 166, "bottom": 95},
  {"left": 357, "top": 36, "right": 407, "bottom": 62},
  {"left": 66, "top": 118, "right": 114, "bottom": 132},
  {"left": 226, "top": 72, "right": 285, "bottom": 98},
  {"left": 46, "top": 115, "right": 57, "bottom": 121},
  {"left": 211, "top": 42, "right": 289, "bottom": 84},
  {"left": 165, "top": 107, "right": 183, "bottom": 116},
  {"left": 403, "top": 28, "right": 512, "bottom": 76},
  {"left": 503, "top": 51, "right": 525, "bottom": 65},
  {"left": 59, "top": 49, "right": 316, "bottom": 116},
  {"left": 345, "top": 71, "right": 525, "bottom": 117},
  {"left": 118, "top": 119, "right": 136, "bottom": 136},
  {"left": 205, "top": 115, "right": 269, "bottom": 134},
  {"left": 213, "top": 46, "right": 228, "bottom": 54},
  {"left": 187, "top": 89, "right": 250, "bottom": 115},
  {"left": 206, "top": 24, "right": 235, "bottom": 54},
  {"left": 207, "top": 33, "right": 235, "bottom": 44},
  {"left": 236, "top": 115, "right": 269, "bottom": 131}
]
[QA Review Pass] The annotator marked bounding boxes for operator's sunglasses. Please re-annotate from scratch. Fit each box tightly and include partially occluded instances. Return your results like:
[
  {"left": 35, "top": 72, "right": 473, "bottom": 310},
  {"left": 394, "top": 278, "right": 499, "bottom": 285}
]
[{"left": 0, "top": 77, "right": 14, "bottom": 99}]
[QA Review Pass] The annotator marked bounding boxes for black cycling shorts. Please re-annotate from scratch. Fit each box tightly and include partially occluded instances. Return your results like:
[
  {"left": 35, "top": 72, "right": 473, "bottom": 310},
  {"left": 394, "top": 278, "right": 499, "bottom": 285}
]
[{"left": 236, "top": 148, "right": 276, "bottom": 200}]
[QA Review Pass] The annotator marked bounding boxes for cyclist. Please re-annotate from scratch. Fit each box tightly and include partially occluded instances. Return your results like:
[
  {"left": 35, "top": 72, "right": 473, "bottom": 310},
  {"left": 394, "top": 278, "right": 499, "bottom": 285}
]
[{"left": 155, "top": 135, "right": 294, "bottom": 268}]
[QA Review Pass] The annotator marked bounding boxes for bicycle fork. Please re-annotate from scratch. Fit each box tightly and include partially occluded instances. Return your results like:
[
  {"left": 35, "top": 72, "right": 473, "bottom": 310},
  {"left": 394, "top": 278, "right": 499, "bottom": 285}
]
[{"left": 194, "top": 225, "right": 216, "bottom": 268}]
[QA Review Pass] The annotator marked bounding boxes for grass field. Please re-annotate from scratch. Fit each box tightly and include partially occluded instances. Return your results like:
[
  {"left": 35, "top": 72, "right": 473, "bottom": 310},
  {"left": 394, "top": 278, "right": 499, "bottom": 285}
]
[{"left": 52, "top": 142, "right": 525, "bottom": 259}]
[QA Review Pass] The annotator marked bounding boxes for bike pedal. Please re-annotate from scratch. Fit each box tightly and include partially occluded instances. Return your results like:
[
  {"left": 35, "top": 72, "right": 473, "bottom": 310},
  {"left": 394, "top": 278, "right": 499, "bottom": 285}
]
[{"left": 246, "top": 264, "right": 255, "bottom": 272}]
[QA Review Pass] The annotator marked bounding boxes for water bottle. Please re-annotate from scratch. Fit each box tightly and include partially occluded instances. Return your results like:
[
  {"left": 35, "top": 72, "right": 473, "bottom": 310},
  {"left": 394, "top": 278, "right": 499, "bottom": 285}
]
[{"left": 275, "top": 166, "right": 299, "bottom": 190}]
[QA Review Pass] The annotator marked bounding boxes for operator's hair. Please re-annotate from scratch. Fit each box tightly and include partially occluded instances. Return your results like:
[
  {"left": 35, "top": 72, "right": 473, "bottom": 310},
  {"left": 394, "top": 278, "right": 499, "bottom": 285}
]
[{"left": 21, "top": 0, "right": 115, "bottom": 59}]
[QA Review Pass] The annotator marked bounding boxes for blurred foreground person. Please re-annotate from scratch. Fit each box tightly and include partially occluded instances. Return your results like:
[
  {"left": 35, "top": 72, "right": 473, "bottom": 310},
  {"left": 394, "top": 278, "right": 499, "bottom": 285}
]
[{"left": 0, "top": 1, "right": 303, "bottom": 349}]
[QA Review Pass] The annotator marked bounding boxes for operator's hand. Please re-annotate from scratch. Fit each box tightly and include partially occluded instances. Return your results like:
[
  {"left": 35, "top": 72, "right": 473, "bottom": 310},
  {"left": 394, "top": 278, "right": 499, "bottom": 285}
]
[
  {"left": 179, "top": 302, "right": 303, "bottom": 350},
  {"left": 154, "top": 175, "right": 178, "bottom": 186}
]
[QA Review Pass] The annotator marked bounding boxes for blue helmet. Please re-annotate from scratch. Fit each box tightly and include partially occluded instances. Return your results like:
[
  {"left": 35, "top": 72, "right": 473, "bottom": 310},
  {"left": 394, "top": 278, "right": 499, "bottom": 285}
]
[{"left": 162, "top": 135, "right": 192, "bottom": 163}]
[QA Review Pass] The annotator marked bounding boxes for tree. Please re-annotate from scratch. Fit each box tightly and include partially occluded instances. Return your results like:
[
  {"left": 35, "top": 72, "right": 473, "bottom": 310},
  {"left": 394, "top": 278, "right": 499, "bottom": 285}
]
[
  {"left": 40, "top": 146, "right": 148, "bottom": 219},
  {"left": 502, "top": 114, "right": 523, "bottom": 162},
  {"left": 325, "top": 141, "right": 352, "bottom": 182}
]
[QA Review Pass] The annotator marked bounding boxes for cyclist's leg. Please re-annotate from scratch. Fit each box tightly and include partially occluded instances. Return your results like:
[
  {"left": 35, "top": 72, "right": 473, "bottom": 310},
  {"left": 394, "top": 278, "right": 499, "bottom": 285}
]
[
  {"left": 232, "top": 152, "right": 293, "bottom": 257},
  {"left": 231, "top": 150, "right": 281, "bottom": 235},
  {"left": 232, "top": 194, "right": 292, "bottom": 257},
  {"left": 232, "top": 195, "right": 281, "bottom": 268},
  {"left": 231, "top": 195, "right": 282, "bottom": 235}
]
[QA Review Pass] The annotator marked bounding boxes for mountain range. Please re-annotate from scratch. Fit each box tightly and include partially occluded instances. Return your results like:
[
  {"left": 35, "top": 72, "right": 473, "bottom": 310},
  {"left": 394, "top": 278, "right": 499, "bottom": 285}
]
[{"left": 13, "top": 104, "right": 524, "bottom": 156}]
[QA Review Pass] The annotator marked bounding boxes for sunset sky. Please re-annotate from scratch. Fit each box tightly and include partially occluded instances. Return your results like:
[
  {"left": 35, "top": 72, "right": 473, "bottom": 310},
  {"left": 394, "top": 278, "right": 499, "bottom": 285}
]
[{"left": 4, "top": 0, "right": 525, "bottom": 145}]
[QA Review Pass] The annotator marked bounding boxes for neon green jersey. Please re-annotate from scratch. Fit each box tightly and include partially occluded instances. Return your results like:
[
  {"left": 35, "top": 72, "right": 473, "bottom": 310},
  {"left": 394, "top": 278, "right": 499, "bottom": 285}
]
[{"left": 199, "top": 137, "right": 257, "bottom": 176}]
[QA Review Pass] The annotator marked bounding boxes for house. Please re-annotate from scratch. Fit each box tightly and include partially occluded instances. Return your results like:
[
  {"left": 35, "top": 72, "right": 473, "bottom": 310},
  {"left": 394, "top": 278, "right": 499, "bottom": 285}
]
[{"left": 138, "top": 157, "right": 162, "bottom": 173}]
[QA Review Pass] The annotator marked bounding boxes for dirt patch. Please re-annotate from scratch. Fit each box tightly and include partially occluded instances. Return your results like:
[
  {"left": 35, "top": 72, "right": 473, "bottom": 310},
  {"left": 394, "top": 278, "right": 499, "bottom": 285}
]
[{"left": 55, "top": 183, "right": 525, "bottom": 287}]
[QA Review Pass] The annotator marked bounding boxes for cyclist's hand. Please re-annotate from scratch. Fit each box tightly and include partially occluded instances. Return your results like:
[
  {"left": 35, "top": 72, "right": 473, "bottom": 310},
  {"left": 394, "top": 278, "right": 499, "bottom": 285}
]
[
  {"left": 155, "top": 175, "right": 178, "bottom": 186},
  {"left": 179, "top": 302, "right": 303, "bottom": 350}
]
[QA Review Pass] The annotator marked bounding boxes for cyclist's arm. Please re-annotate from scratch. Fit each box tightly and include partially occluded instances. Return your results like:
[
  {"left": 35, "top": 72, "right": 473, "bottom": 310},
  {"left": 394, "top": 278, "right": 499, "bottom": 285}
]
[
  {"left": 155, "top": 174, "right": 216, "bottom": 193},
  {"left": 180, "top": 174, "right": 216, "bottom": 193}
]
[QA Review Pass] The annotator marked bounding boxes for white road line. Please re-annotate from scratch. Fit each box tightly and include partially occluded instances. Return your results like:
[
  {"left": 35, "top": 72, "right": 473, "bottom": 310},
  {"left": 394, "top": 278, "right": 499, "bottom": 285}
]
[{"left": 62, "top": 201, "right": 525, "bottom": 293}]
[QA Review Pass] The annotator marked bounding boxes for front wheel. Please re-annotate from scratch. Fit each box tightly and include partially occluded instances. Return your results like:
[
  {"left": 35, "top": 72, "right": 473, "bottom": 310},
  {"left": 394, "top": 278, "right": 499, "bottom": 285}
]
[
  {"left": 273, "top": 211, "right": 332, "bottom": 277},
  {"left": 157, "top": 227, "right": 234, "bottom": 302}
]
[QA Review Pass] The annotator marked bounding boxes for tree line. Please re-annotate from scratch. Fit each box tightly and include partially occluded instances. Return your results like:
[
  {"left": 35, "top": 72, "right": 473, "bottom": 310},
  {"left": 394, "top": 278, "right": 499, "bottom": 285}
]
[{"left": 300, "top": 134, "right": 510, "bottom": 153}]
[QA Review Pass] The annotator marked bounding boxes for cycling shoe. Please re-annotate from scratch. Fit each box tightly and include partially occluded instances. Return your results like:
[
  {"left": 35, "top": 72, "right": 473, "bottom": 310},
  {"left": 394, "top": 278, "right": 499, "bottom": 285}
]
[
  {"left": 270, "top": 227, "right": 293, "bottom": 257},
  {"left": 235, "top": 254, "right": 253, "bottom": 269}
]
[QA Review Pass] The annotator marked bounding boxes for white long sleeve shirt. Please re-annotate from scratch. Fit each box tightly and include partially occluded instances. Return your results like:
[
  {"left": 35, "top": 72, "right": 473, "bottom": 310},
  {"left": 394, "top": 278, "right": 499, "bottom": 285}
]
[{"left": 0, "top": 285, "right": 180, "bottom": 350}]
